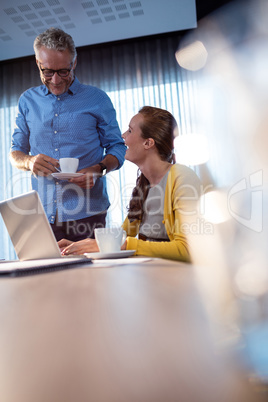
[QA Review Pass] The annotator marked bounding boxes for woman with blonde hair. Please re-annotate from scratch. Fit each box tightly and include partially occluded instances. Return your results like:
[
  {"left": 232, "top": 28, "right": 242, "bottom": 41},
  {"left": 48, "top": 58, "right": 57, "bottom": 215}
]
[{"left": 59, "top": 106, "right": 201, "bottom": 261}]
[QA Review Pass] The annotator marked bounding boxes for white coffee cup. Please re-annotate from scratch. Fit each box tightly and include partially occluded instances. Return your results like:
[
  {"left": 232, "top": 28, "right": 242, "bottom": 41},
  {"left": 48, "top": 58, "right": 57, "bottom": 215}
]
[
  {"left": 59, "top": 158, "right": 79, "bottom": 173},
  {"left": 94, "top": 227, "right": 127, "bottom": 253}
]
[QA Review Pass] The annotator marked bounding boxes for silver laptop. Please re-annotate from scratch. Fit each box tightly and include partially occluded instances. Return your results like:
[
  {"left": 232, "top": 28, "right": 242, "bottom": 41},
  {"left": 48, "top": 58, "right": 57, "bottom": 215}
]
[{"left": 0, "top": 190, "right": 86, "bottom": 261}]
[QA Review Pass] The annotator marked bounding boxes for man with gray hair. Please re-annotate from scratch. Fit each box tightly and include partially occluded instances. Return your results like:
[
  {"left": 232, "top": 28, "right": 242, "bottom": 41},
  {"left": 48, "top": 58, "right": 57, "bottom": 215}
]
[{"left": 10, "top": 28, "right": 126, "bottom": 242}]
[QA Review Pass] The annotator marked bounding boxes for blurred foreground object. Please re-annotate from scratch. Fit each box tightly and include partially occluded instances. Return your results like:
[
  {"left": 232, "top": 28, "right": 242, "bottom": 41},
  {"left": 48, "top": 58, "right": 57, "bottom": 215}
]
[{"left": 177, "top": 0, "right": 268, "bottom": 396}]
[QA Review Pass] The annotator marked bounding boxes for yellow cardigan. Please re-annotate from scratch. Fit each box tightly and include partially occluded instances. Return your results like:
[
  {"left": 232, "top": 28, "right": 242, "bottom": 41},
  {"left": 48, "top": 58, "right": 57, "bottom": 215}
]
[{"left": 122, "top": 164, "right": 201, "bottom": 262}]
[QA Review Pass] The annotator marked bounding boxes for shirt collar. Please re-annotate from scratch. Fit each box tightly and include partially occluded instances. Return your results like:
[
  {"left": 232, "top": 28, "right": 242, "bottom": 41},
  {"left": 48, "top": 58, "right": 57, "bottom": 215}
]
[
  {"left": 41, "top": 76, "right": 80, "bottom": 96},
  {"left": 67, "top": 77, "right": 80, "bottom": 95}
]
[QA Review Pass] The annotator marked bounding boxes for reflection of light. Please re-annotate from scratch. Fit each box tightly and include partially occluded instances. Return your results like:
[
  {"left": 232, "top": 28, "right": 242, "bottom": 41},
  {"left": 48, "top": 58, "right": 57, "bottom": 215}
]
[
  {"left": 175, "top": 41, "right": 208, "bottom": 71},
  {"left": 200, "top": 190, "right": 230, "bottom": 223},
  {"left": 235, "top": 259, "right": 268, "bottom": 297},
  {"left": 174, "top": 133, "right": 209, "bottom": 165}
]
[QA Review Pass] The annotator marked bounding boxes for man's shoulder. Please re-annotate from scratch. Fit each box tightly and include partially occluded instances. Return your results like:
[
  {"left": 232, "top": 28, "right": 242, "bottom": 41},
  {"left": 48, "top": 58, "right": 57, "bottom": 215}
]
[
  {"left": 74, "top": 83, "right": 114, "bottom": 110},
  {"left": 78, "top": 82, "right": 108, "bottom": 97},
  {"left": 20, "top": 85, "right": 45, "bottom": 99}
]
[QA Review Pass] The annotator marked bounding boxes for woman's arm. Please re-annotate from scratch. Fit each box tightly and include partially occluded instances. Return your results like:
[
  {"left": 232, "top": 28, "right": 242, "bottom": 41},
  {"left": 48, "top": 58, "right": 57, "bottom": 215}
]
[
  {"left": 125, "top": 214, "right": 190, "bottom": 262},
  {"left": 122, "top": 212, "right": 190, "bottom": 261}
]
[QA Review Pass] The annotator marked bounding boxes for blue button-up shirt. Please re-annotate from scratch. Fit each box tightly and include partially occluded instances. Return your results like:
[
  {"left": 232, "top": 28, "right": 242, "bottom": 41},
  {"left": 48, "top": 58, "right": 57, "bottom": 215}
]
[{"left": 11, "top": 77, "right": 126, "bottom": 223}]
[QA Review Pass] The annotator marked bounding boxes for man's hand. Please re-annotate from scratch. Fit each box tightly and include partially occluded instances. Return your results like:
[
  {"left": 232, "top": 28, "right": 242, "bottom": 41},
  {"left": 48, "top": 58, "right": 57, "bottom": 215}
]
[
  {"left": 28, "top": 154, "right": 59, "bottom": 176},
  {"left": 68, "top": 155, "right": 119, "bottom": 189},
  {"left": 9, "top": 151, "right": 59, "bottom": 176},
  {"left": 69, "top": 166, "right": 101, "bottom": 189}
]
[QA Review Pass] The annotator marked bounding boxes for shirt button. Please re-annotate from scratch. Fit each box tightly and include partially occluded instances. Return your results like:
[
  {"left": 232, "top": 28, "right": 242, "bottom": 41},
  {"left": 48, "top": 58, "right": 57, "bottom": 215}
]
[
  {"left": 54, "top": 130, "right": 57, "bottom": 134},
  {"left": 55, "top": 148, "right": 58, "bottom": 151},
  {"left": 57, "top": 97, "right": 60, "bottom": 101},
  {"left": 55, "top": 113, "right": 58, "bottom": 117}
]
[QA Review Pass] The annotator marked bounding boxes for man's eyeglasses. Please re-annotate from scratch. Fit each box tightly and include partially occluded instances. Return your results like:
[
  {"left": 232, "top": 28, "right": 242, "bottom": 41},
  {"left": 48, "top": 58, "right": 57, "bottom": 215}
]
[{"left": 38, "top": 63, "right": 73, "bottom": 78}]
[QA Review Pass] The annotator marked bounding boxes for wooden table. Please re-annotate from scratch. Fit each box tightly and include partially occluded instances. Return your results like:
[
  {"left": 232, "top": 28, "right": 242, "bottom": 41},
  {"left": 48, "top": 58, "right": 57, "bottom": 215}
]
[{"left": 0, "top": 258, "right": 262, "bottom": 402}]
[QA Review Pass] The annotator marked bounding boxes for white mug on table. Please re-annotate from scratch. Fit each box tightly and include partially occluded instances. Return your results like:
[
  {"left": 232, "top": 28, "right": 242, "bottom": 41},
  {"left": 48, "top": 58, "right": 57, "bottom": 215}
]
[{"left": 94, "top": 227, "right": 127, "bottom": 253}]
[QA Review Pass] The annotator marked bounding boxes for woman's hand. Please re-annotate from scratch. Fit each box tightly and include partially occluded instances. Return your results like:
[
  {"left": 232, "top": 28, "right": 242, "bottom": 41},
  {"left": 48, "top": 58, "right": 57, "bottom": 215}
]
[
  {"left": 60, "top": 238, "right": 99, "bottom": 255},
  {"left": 121, "top": 240, "right": 127, "bottom": 250},
  {"left": 58, "top": 238, "right": 73, "bottom": 251}
]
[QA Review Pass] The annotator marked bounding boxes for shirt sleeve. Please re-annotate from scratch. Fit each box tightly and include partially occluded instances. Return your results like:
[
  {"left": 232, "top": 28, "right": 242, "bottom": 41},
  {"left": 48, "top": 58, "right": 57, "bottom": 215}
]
[
  {"left": 10, "top": 95, "right": 31, "bottom": 154},
  {"left": 127, "top": 237, "right": 190, "bottom": 261},
  {"left": 122, "top": 217, "right": 140, "bottom": 237},
  {"left": 95, "top": 91, "right": 126, "bottom": 168}
]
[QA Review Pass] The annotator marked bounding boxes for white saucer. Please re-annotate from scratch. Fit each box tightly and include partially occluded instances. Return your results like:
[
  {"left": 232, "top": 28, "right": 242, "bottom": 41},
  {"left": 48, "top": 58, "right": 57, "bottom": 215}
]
[
  {"left": 51, "top": 172, "right": 84, "bottom": 180},
  {"left": 84, "top": 250, "right": 135, "bottom": 260}
]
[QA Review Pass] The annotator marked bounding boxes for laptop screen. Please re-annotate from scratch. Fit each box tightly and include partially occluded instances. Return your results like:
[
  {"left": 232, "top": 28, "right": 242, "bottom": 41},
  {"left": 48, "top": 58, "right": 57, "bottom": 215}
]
[{"left": 0, "top": 190, "right": 62, "bottom": 260}]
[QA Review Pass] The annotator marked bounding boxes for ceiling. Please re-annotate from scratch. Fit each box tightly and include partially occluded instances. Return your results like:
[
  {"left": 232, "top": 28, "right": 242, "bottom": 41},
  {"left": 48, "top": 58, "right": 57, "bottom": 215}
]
[{"left": 0, "top": 0, "right": 198, "bottom": 61}]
